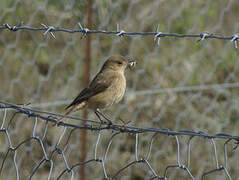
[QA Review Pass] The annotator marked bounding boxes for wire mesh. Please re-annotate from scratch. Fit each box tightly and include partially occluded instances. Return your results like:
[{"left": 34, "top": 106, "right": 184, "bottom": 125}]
[
  {"left": 0, "top": 101, "right": 238, "bottom": 180},
  {"left": 1, "top": 0, "right": 239, "bottom": 179}
]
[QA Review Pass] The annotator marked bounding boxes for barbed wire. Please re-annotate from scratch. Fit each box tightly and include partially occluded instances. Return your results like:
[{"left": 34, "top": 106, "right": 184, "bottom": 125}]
[
  {"left": 1, "top": 100, "right": 239, "bottom": 141},
  {"left": 0, "top": 100, "right": 238, "bottom": 179},
  {"left": 0, "top": 23, "right": 238, "bottom": 48}
]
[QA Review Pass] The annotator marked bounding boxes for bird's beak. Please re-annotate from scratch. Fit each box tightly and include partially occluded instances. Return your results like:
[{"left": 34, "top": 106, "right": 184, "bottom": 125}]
[{"left": 128, "top": 60, "right": 137, "bottom": 69}]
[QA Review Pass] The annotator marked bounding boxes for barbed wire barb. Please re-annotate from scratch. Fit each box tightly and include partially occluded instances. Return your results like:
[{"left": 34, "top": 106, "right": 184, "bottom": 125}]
[
  {"left": 77, "top": 22, "right": 89, "bottom": 38},
  {"left": 41, "top": 24, "right": 56, "bottom": 39},
  {"left": 153, "top": 24, "right": 162, "bottom": 46},
  {"left": 116, "top": 23, "right": 126, "bottom": 37},
  {"left": 197, "top": 32, "right": 212, "bottom": 42},
  {"left": 231, "top": 33, "right": 239, "bottom": 49}
]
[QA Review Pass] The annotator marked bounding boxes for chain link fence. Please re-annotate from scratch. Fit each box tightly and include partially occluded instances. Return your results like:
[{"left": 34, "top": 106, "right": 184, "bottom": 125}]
[{"left": 1, "top": 0, "right": 239, "bottom": 179}]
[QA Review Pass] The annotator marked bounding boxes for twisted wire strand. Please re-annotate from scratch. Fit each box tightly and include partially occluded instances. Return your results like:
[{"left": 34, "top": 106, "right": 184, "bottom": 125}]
[
  {"left": 0, "top": 23, "right": 238, "bottom": 48},
  {"left": 0, "top": 100, "right": 238, "bottom": 141}
]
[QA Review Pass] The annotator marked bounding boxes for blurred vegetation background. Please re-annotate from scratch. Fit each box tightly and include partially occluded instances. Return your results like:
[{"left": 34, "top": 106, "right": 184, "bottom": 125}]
[{"left": 0, "top": 0, "right": 239, "bottom": 179}]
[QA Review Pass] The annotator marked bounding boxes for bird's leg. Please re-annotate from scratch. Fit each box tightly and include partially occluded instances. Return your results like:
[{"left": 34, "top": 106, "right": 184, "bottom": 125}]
[
  {"left": 95, "top": 109, "right": 112, "bottom": 125},
  {"left": 94, "top": 111, "right": 104, "bottom": 124}
]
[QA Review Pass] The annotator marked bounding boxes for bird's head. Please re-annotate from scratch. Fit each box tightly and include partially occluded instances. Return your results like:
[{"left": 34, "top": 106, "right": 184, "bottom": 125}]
[{"left": 102, "top": 55, "right": 136, "bottom": 73}]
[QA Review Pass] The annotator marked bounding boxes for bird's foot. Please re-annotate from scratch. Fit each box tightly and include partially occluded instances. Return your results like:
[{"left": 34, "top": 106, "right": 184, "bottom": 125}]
[
  {"left": 95, "top": 110, "right": 113, "bottom": 126},
  {"left": 233, "top": 140, "right": 239, "bottom": 151},
  {"left": 56, "top": 120, "right": 64, "bottom": 126},
  {"left": 119, "top": 117, "right": 131, "bottom": 127},
  {"left": 96, "top": 119, "right": 112, "bottom": 130},
  {"left": 105, "top": 118, "right": 113, "bottom": 126},
  {"left": 99, "top": 119, "right": 113, "bottom": 126}
]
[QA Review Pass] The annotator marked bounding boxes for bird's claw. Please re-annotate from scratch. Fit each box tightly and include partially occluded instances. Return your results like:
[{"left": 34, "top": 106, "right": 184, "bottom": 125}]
[
  {"left": 95, "top": 110, "right": 113, "bottom": 126},
  {"left": 100, "top": 119, "right": 113, "bottom": 126},
  {"left": 119, "top": 117, "right": 131, "bottom": 127},
  {"left": 56, "top": 121, "right": 63, "bottom": 126},
  {"left": 106, "top": 119, "right": 113, "bottom": 126},
  {"left": 233, "top": 140, "right": 239, "bottom": 151}
]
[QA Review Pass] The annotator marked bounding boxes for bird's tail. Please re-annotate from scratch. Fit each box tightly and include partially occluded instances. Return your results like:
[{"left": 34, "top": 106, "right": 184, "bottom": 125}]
[
  {"left": 53, "top": 101, "right": 87, "bottom": 126},
  {"left": 57, "top": 108, "right": 74, "bottom": 122},
  {"left": 52, "top": 107, "right": 75, "bottom": 126}
]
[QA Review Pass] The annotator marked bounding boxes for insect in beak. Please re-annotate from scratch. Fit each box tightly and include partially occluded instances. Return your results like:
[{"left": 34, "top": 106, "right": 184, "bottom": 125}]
[{"left": 128, "top": 60, "right": 137, "bottom": 69}]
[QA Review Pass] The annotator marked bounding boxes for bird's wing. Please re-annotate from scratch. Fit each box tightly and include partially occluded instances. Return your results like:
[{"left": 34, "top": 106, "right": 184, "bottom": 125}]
[{"left": 65, "top": 72, "right": 112, "bottom": 110}]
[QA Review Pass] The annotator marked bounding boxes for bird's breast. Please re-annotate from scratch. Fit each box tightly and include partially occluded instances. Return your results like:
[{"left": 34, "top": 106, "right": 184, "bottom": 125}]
[
  {"left": 110, "top": 73, "right": 126, "bottom": 103},
  {"left": 88, "top": 72, "right": 126, "bottom": 110}
]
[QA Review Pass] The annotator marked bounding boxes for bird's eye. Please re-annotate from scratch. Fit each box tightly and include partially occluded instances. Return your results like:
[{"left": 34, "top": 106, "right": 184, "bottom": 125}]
[{"left": 117, "top": 61, "right": 122, "bottom": 65}]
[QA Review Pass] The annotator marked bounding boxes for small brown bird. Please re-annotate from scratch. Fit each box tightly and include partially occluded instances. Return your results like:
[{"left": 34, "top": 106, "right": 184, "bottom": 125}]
[{"left": 56, "top": 55, "right": 136, "bottom": 125}]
